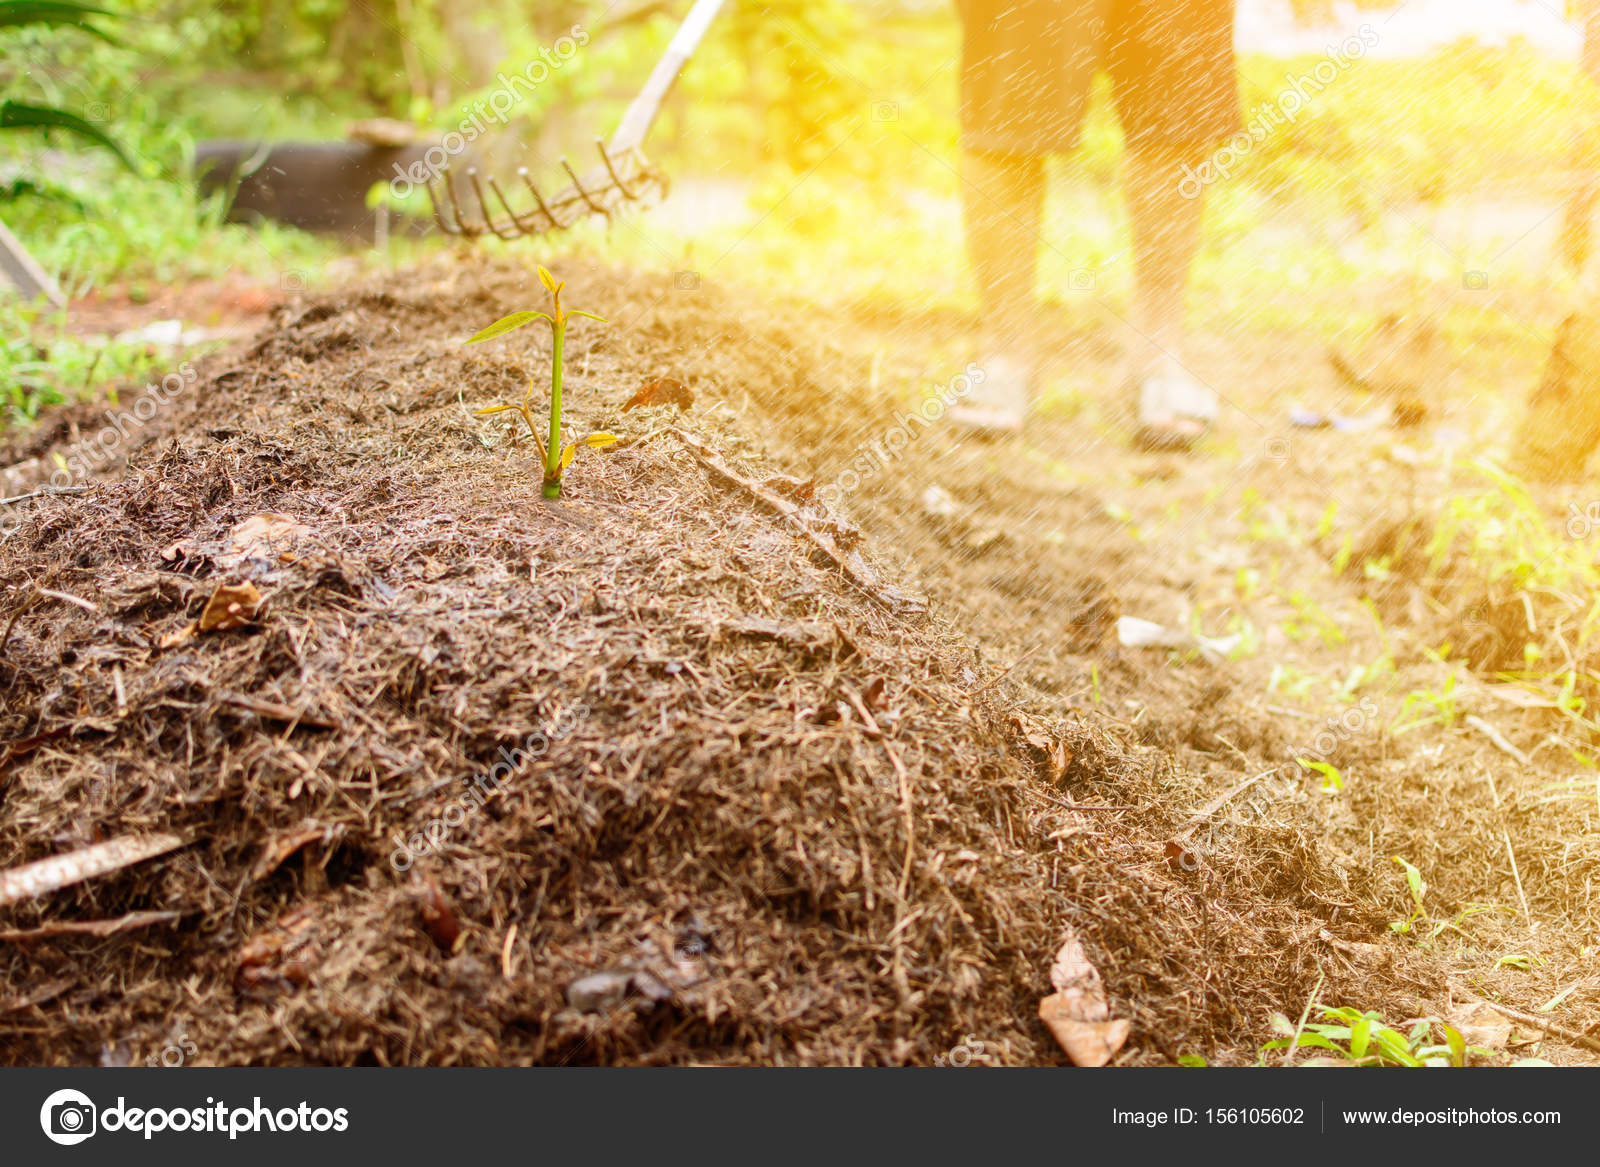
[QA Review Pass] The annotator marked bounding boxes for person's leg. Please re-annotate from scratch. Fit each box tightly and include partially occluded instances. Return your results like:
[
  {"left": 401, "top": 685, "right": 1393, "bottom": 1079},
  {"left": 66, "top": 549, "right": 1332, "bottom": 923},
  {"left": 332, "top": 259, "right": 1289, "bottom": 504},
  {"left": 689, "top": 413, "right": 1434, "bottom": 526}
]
[
  {"left": 952, "top": 0, "right": 1103, "bottom": 433},
  {"left": 1123, "top": 145, "right": 1205, "bottom": 378},
  {"left": 1109, "top": 0, "right": 1239, "bottom": 448},
  {"left": 962, "top": 148, "right": 1045, "bottom": 361}
]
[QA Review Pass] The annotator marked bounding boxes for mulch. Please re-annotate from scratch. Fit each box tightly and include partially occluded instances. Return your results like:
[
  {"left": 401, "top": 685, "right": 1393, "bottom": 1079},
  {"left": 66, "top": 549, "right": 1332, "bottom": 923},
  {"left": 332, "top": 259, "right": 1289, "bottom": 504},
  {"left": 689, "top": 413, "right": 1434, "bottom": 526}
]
[{"left": 0, "top": 258, "right": 1434, "bottom": 1065}]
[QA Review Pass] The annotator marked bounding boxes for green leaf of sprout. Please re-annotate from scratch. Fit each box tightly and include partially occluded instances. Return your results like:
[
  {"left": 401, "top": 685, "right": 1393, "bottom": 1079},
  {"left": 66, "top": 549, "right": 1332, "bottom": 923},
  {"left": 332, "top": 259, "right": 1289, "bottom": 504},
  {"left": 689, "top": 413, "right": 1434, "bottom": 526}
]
[{"left": 463, "top": 312, "right": 551, "bottom": 344}]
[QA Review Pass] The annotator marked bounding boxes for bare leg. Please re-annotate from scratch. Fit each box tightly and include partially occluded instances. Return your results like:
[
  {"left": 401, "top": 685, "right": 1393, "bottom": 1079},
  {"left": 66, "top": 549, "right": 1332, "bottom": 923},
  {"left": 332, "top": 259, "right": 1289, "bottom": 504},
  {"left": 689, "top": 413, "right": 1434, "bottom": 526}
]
[
  {"left": 1123, "top": 144, "right": 1205, "bottom": 374},
  {"left": 961, "top": 147, "right": 1044, "bottom": 357},
  {"left": 954, "top": 148, "right": 1044, "bottom": 432},
  {"left": 1123, "top": 144, "right": 1215, "bottom": 447}
]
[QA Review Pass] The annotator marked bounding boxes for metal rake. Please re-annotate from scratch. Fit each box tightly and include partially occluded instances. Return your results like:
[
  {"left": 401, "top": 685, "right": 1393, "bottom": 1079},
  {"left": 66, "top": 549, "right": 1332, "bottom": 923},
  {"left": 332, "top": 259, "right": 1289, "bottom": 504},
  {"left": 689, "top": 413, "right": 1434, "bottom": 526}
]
[{"left": 426, "top": 0, "right": 726, "bottom": 240}]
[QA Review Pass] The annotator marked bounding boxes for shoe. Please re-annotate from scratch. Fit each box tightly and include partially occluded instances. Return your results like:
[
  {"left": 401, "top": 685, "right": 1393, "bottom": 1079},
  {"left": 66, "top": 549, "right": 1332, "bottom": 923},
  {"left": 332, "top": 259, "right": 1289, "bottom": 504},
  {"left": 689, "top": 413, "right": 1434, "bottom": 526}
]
[
  {"left": 950, "top": 353, "right": 1031, "bottom": 435},
  {"left": 1132, "top": 368, "right": 1218, "bottom": 452}
]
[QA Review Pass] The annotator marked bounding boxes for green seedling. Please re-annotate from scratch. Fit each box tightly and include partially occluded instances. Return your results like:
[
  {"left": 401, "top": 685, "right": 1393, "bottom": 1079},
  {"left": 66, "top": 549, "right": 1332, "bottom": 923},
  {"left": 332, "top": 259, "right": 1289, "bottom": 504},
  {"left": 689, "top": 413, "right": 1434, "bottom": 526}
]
[
  {"left": 1263, "top": 1006, "right": 1492, "bottom": 1067},
  {"left": 1390, "top": 855, "right": 1427, "bottom": 934},
  {"left": 465, "top": 265, "right": 614, "bottom": 500},
  {"left": 1296, "top": 757, "right": 1345, "bottom": 793}
]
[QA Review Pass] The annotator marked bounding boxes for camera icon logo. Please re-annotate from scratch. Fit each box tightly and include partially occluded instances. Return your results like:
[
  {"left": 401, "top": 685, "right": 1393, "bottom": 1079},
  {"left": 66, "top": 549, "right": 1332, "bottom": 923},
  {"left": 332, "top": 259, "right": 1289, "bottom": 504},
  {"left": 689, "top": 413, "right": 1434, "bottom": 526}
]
[
  {"left": 40, "top": 1089, "right": 97, "bottom": 1146},
  {"left": 1068, "top": 268, "right": 1096, "bottom": 292},
  {"left": 871, "top": 101, "right": 899, "bottom": 122},
  {"left": 1463, "top": 270, "right": 1489, "bottom": 290},
  {"left": 674, "top": 270, "right": 700, "bottom": 291},
  {"left": 279, "top": 270, "right": 308, "bottom": 293}
]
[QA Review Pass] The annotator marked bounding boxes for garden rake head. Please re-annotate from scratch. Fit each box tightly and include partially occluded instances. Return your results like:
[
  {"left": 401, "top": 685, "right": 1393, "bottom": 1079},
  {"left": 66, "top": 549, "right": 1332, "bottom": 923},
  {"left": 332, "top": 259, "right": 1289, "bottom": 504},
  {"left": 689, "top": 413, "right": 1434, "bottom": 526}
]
[
  {"left": 425, "top": 141, "right": 666, "bottom": 240},
  {"left": 425, "top": 0, "right": 726, "bottom": 241}
]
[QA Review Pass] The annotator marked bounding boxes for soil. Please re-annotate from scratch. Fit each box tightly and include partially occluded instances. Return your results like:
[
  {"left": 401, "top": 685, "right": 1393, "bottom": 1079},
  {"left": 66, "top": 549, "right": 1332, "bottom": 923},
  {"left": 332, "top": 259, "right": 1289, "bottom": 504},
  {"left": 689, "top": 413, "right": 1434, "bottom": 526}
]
[{"left": 1, "top": 256, "right": 1595, "bottom": 1066}]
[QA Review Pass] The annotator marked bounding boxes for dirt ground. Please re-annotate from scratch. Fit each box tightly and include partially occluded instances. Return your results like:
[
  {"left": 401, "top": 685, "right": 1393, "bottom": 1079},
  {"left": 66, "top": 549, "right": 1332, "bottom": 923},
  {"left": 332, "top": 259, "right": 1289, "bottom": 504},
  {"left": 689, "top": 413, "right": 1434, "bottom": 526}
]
[{"left": 2, "top": 256, "right": 1597, "bottom": 1066}]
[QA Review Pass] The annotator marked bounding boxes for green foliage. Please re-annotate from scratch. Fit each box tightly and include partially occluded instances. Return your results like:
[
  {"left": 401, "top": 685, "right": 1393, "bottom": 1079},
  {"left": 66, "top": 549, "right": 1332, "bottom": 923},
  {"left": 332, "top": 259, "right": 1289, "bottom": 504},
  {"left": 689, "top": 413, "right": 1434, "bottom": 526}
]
[
  {"left": 0, "top": 300, "right": 173, "bottom": 426},
  {"left": 0, "top": 0, "right": 133, "bottom": 166},
  {"left": 1264, "top": 1005, "right": 1490, "bottom": 1067},
  {"left": 0, "top": 100, "right": 133, "bottom": 168},
  {"left": 0, "top": 0, "right": 116, "bottom": 39}
]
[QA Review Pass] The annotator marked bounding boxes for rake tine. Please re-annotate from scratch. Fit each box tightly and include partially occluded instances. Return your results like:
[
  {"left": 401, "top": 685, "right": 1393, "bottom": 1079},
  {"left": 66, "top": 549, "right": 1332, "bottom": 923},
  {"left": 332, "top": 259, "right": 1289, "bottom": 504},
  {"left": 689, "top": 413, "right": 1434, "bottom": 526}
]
[
  {"left": 520, "top": 169, "right": 563, "bottom": 233},
  {"left": 596, "top": 139, "right": 641, "bottom": 201},
  {"left": 466, "top": 169, "right": 520, "bottom": 241},
  {"left": 423, "top": 175, "right": 462, "bottom": 236},
  {"left": 561, "top": 157, "right": 610, "bottom": 218},
  {"left": 443, "top": 168, "right": 483, "bottom": 238},
  {"left": 485, "top": 174, "right": 542, "bottom": 237}
]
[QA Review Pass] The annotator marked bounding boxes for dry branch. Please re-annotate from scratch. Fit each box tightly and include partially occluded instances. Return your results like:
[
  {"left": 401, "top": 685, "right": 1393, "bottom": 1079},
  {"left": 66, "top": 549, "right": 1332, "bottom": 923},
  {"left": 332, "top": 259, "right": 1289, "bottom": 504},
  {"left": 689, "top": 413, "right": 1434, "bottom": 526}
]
[{"left": 0, "top": 834, "right": 185, "bottom": 907}]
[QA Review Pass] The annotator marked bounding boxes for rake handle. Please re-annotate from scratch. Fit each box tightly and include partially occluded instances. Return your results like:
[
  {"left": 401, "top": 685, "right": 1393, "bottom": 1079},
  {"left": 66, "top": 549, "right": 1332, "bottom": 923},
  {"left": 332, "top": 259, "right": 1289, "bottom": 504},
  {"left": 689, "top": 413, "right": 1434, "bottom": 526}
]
[{"left": 608, "top": 0, "right": 729, "bottom": 155}]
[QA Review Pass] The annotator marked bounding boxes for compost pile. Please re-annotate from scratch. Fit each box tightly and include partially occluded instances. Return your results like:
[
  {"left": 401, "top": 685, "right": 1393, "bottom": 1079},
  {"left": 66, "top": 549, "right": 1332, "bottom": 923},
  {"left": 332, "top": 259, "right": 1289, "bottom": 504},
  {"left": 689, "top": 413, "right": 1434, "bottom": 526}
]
[{"left": 0, "top": 260, "right": 1421, "bottom": 1065}]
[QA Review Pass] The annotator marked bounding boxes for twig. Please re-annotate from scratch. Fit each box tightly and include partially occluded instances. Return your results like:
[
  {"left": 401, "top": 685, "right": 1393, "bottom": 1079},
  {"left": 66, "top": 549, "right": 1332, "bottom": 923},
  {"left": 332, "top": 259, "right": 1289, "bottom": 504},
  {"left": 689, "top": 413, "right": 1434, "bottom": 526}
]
[
  {"left": 1466, "top": 715, "right": 1532, "bottom": 767},
  {"left": 970, "top": 642, "right": 1047, "bottom": 696},
  {"left": 216, "top": 691, "right": 337, "bottom": 730},
  {"left": 1483, "top": 769, "right": 1534, "bottom": 929},
  {"left": 1173, "top": 768, "right": 1277, "bottom": 842},
  {"left": 0, "top": 485, "right": 88, "bottom": 507},
  {"left": 0, "top": 910, "right": 181, "bottom": 943},
  {"left": 845, "top": 689, "right": 915, "bottom": 901},
  {"left": 0, "top": 593, "right": 37, "bottom": 650},
  {"left": 0, "top": 833, "right": 186, "bottom": 907},
  {"left": 501, "top": 922, "right": 518, "bottom": 979},
  {"left": 846, "top": 686, "right": 916, "bottom": 1004},
  {"left": 1505, "top": 829, "right": 1532, "bottom": 929},
  {"left": 671, "top": 428, "right": 926, "bottom": 617},
  {"left": 36, "top": 587, "right": 99, "bottom": 614},
  {"left": 1478, "top": 999, "right": 1600, "bottom": 1056}
]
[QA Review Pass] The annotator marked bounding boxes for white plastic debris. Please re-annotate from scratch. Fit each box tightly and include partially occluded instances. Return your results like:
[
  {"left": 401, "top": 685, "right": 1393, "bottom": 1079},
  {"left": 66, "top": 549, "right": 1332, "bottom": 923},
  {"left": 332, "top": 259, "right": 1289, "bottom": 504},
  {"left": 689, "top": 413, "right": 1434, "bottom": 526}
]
[
  {"left": 1116, "top": 616, "right": 1241, "bottom": 665},
  {"left": 920, "top": 485, "right": 961, "bottom": 519}
]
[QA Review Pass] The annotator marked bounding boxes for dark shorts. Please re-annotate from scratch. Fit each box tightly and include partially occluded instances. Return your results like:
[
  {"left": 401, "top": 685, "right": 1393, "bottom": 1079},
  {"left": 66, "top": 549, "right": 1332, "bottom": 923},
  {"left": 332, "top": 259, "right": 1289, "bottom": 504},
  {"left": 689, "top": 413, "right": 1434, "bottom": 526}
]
[{"left": 956, "top": 0, "right": 1240, "bottom": 157}]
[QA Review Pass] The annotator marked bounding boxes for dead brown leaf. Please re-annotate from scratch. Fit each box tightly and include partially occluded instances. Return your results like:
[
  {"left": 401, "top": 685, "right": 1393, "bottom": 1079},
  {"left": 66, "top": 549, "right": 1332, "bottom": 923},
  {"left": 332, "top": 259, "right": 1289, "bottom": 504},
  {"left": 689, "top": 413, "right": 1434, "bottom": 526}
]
[
  {"left": 761, "top": 473, "right": 817, "bottom": 503},
  {"left": 249, "top": 822, "right": 341, "bottom": 883},
  {"left": 199, "top": 581, "right": 264, "bottom": 632},
  {"left": 1448, "top": 998, "right": 1514, "bottom": 1051},
  {"left": 1038, "top": 932, "right": 1130, "bottom": 1066},
  {"left": 1039, "top": 996, "right": 1132, "bottom": 1067},
  {"left": 158, "top": 622, "right": 198, "bottom": 649},
  {"left": 220, "top": 513, "right": 313, "bottom": 566},
  {"left": 164, "top": 513, "right": 314, "bottom": 568},
  {"left": 417, "top": 878, "right": 463, "bottom": 954},
  {"left": 622, "top": 377, "right": 694, "bottom": 412}
]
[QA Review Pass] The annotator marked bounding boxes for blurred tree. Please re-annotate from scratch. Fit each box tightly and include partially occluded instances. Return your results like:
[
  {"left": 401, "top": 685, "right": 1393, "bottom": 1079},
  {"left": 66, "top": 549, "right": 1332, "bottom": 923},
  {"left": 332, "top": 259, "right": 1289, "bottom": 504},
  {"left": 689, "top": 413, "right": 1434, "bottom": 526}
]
[{"left": 715, "top": 0, "right": 865, "bottom": 171}]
